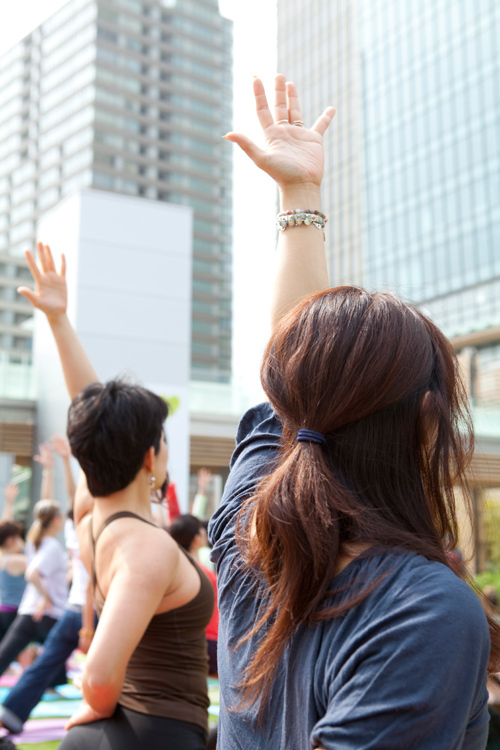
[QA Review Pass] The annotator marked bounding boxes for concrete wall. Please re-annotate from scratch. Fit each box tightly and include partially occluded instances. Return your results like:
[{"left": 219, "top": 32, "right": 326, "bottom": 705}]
[{"left": 33, "top": 189, "right": 192, "bottom": 512}]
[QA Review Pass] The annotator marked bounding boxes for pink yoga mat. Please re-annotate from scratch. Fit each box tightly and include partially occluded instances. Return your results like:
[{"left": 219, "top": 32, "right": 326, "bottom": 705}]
[{"left": 0, "top": 718, "right": 67, "bottom": 744}]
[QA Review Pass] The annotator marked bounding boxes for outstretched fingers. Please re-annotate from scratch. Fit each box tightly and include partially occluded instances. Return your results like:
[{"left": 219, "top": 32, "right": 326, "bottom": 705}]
[
  {"left": 311, "top": 107, "right": 336, "bottom": 136},
  {"left": 17, "top": 285, "right": 37, "bottom": 306},
  {"left": 60, "top": 253, "right": 66, "bottom": 277},
  {"left": 24, "top": 249, "right": 42, "bottom": 286},
  {"left": 43, "top": 244, "right": 56, "bottom": 273},
  {"left": 223, "top": 131, "right": 266, "bottom": 166},
  {"left": 286, "top": 81, "right": 303, "bottom": 125},
  {"left": 253, "top": 77, "right": 274, "bottom": 131},
  {"left": 274, "top": 73, "right": 288, "bottom": 124}
]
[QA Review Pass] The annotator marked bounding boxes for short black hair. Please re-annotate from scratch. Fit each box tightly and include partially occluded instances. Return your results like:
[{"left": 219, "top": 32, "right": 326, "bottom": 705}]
[
  {"left": 0, "top": 521, "right": 23, "bottom": 548},
  {"left": 67, "top": 379, "right": 168, "bottom": 497},
  {"left": 169, "top": 514, "right": 203, "bottom": 551}
]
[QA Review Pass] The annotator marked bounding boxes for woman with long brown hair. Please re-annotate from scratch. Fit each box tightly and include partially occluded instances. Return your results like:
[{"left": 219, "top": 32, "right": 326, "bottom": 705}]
[
  {"left": 0, "top": 498, "right": 66, "bottom": 677},
  {"left": 209, "top": 75, "right": 499, "bottom": 749}
]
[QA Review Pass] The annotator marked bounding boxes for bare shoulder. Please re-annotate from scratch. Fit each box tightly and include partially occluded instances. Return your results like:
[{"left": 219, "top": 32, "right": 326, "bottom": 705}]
[{"left": 103, "top": 517, "right": 181, "bottom": 587}]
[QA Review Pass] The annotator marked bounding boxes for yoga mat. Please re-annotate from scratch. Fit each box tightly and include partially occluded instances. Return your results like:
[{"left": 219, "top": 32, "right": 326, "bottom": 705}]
[
  {"left": 55, "top": 684, "right": 82, "bottom": 700},
  {"left": 0, "top": 717, "right": 67, "bottom": 744},
  {"left": 0, "top": 686, "right": 79, "bottom": 704},
  {"left": 31, "top": 700, "right": 82, "bottom": 719},
  {"left": 0, "top": 674, "right": 19, "bottom": 688}
]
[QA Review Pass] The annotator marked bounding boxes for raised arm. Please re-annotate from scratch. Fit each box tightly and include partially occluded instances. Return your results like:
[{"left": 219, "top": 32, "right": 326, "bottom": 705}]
[
  {"left": 34, "top": 442, "right": 55, "bottom": 501},
  {"left": 2, "top": 483, "right": 18, "bottom": 521},
  {"left": 17, "top": 242, "right": 98, "bottom": 399},
  {"left": 223, "top": 75, "right": 335, "bottom": 329},
  {"left": 51, "top": 435, "right": 77, "bottom": 511}
]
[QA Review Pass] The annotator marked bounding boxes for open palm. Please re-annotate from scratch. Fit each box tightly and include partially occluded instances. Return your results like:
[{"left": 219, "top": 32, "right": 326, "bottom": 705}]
[
  {"left": 17, "top": 242, "right": 67, "bottom": 318},
  {"left": 224, "top": 75, "right": 335, "bottom": 188}
]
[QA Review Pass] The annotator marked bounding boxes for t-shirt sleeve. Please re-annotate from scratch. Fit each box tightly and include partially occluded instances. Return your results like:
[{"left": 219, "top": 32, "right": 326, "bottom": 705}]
[
  {"left": 312, "top": 577, "right": 490, "bottom": 750},
  {"left": 208, "top": 402, "right": 282, "bottom": 564},
  {"left": 31, "top": 538, "right": 66, "bottom": 579}
]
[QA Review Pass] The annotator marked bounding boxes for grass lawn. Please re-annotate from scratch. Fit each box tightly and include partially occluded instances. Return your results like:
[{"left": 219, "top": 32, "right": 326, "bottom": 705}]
[{"left": 18, "top": 743, "right": 60, "bottom": 750}]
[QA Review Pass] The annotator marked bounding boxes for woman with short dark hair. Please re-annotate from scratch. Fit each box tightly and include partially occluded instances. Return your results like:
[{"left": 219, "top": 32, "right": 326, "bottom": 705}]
[
  {"left": 208, "top": 75, "right": 500, "bottom": 749},
  {"left": 18, "top": 245, "right": 214, "bottom": 750}
]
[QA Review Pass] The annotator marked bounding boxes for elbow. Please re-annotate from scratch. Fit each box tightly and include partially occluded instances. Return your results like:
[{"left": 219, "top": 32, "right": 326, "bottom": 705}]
[{"left": 83, "top": 671, "right": 121, "bottom": 715}]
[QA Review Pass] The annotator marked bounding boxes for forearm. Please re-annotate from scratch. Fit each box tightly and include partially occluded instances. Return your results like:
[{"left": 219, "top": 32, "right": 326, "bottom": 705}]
[
  {"left": 271, "top": 183, "right": 330, "bottom": 329},
  {"left": 26, "top": 567, "right": 51, "bottom": 601},
  {"left": 2, "top": 499, "right": 15, "bottom": 521},
  {"left": 63, "top": 457, "right": 77, "bottom": 510},
  {"left": 40, "top": 468, "right": 54, "bottom": 501},
  {"left": 47, "top": 314, "right": 99, "bottom": 399}
]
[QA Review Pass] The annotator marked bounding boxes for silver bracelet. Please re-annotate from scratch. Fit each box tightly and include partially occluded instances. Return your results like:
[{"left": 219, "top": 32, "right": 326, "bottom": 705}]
[{"left": 276, "top": 211, "right": 326, "bottom": 238}]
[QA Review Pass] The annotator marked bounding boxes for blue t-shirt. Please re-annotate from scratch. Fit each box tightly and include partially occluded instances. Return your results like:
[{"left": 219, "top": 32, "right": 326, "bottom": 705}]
[{"left": 209, "top": 403, "right": 490, "bottom": 750}]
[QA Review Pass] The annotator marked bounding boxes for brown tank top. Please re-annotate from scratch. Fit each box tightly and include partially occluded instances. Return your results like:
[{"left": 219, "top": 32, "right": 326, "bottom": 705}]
[{"left": 90, "top": 511, "right": 214, "bottom": 731}]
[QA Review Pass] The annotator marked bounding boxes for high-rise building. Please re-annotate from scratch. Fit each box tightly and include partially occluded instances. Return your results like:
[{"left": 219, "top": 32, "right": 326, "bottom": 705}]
[
  {"left": 278, "top": 0, "right": 500, "bottom": 400},
  {"left": 0, "top": 0, "right": 233, "bottom": 381}
]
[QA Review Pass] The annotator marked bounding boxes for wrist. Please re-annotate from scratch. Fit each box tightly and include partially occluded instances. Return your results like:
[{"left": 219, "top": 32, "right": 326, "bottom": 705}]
[
  {"left": 279, "top": 183, "right": 322, "bottom": 212},
  {"left": 47, "top": 311, "right": 69, "bottom": 328}
]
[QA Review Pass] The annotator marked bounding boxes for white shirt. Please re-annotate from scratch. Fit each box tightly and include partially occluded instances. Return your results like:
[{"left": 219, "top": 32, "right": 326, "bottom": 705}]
[
  {"left": 65, "top": 519, "right": 89, "bottom": 608},
  {"left": 18, "top": 536, "right": 68, "bottom": 619}
]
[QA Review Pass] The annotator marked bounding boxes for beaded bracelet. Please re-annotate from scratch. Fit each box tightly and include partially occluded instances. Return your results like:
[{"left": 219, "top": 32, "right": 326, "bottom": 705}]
[
  {"left": 79, "top": 628, "right": 95, "bottom": 639},
  {"left": 276, "top": 210, "right": 327, "bottom": 238},
  {"left": 277, "top": 208, "right": 327, "bottom": 221}
]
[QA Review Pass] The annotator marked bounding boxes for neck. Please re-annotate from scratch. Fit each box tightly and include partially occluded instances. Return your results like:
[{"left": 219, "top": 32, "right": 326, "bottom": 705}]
[
  {"left": 42, "top": 527, "right": 58, "bottom": 539},
  {"left": 92, "top": 478, "right": 153, "bottom": 524}
]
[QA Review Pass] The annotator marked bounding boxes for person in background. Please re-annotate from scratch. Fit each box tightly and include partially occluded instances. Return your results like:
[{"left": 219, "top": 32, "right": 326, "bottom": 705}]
[
  {"left": 169, "top": 514, "right": 219, "bottom": 676},
  {"left": 52, "top": 435, "right": 77, "bottom": 518},
  {"left": 0, "top": 437, "right": 94, "bottom": 734},
  {"left": 0, "top": 510, "right": 26, "bottom": 640},
  {"left": 191, "top": 469, "right": 212, "bottom": 520},
  {"left": 2, "top": 484, "right": 21, "bottom": 524},
  {"left": 165, "top": 477, "right": 181, "bottom": 526},
  {"left": 0, "top": 495, "right": 67, "bottom": 678},
  {"left": 150, "top": 477, "right": 169, "bottom": 529}
]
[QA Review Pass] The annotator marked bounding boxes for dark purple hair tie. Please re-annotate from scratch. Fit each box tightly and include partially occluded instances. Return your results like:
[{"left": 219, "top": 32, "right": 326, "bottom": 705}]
[{"left": 296, "top": 429, "right": 327, "bottom": 446}]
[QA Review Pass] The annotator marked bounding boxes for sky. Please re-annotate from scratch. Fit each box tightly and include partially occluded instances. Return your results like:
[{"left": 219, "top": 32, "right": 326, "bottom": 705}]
[{"left": 0, "top": 0, "right": 279, "bottom": 391}]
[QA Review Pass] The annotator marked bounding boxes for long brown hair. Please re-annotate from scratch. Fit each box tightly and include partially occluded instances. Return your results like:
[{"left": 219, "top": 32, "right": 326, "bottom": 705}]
[
  {"left": 237, "top": 287, "right": 500, "bottom": 708},
  {"left": 26, "top": 499, "right": 61, "bottom": 551}
]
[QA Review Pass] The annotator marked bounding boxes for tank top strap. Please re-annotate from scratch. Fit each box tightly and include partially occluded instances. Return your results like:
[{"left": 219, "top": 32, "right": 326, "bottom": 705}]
[{"left": 89, "top": 511, "right": 159, "bottom": 602}]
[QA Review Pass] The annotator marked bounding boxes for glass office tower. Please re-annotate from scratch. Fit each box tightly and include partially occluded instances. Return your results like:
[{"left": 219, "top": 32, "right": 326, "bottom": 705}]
[
  {"left": 278, "top": 0, "right": 500, "bottom": 403},
  {"left": 0, "top": 0, "right": 233, "bottom": 381}
]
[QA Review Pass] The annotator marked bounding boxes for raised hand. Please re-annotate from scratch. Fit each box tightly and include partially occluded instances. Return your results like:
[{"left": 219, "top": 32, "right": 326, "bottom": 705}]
[
  {"left": 17, "top": 241, "right": 67, "bottom": 320},
  {"left": 51, "top": 434, "right": 71, "bottom": 458},
  {"left": 4, "top": 483, "right": 19, "bottom": 505},
  {"left": 197, "top": 468, "right": 212, "bottom": 495},
  {"left": 223, "top": 75, "right": 335, "bottom": 189},
  {"left": 34, "top": 442, "right": 54, "bottom": 469}
]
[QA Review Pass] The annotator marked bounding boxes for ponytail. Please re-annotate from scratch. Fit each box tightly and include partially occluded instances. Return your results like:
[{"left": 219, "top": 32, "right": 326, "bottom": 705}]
[
  {"left": 235, "top": 286, "right": 500, "bottom": 714},
  {"left": 26, "top": 519, "right": 44, "bottom": 551},
  {"left": 27, "top": 499, "right": 61, "bottom": 551}
]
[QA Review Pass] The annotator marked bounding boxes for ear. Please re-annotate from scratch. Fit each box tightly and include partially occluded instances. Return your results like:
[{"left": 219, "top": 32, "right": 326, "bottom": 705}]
[{"left": 143, "top": 446, "right": 156, "bottom": 474}]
